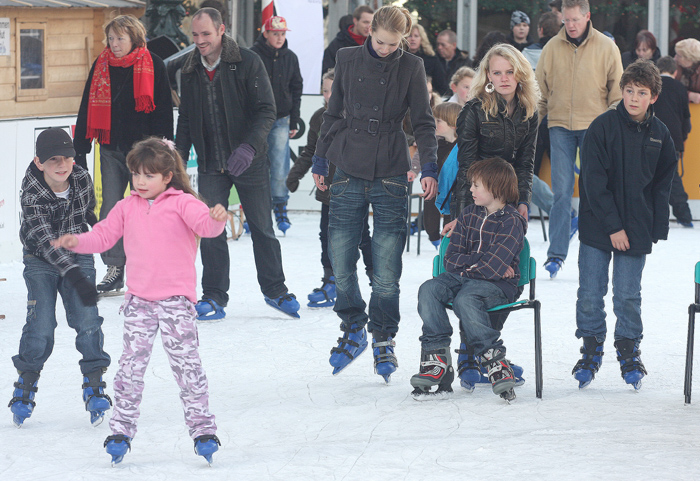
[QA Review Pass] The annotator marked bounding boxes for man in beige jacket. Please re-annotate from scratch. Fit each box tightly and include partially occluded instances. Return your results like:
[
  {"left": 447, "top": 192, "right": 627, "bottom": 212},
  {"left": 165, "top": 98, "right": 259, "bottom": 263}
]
[{"left": 536, "top": 0, "right": 623, "bottom": 278}]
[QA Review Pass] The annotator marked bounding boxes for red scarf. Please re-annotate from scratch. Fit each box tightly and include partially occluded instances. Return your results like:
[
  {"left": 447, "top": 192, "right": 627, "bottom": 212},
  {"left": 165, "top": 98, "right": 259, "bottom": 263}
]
[
  {"left": 347, "top": 24, "right": 367, "bottom": 46},
  {"left": 86, "top": 46, "right": 155, "bottom": 144}
]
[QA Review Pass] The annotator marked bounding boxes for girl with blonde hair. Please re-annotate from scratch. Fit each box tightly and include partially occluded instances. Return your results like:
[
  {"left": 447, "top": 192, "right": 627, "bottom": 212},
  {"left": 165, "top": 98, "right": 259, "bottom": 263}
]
[
  {"left": 312, "top": 5, "right": 438, "bottom": 383},
  {"left": 674, "top": 38, "right": 700, "bottom": 102}
]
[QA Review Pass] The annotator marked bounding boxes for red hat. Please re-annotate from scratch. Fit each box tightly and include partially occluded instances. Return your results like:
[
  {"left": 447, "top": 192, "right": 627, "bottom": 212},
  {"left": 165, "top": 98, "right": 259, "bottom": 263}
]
[{"left": 263, "top": 16, "right": 290, "bottom": 32}]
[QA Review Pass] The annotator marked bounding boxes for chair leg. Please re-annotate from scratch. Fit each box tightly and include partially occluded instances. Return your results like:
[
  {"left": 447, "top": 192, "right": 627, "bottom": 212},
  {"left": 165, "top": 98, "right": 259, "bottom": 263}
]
[
  {"left": 534, "top": 300, "right": 543, "bottom": 399},
  {"left": 538, "top": 206, "right": 547, "bottom": 242},
  {"left": 685, "top": 307, "right": 696, "bottom": 405}
]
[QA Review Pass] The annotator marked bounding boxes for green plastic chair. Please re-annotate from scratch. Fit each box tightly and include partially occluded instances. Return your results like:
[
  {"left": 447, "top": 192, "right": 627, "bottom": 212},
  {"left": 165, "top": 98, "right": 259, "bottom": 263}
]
[
  {"left": 683, "top": 262, "right": 700, "bottom": 404},
  {"left": 433, "top": 236, "right": 543, "bottom": 398}
]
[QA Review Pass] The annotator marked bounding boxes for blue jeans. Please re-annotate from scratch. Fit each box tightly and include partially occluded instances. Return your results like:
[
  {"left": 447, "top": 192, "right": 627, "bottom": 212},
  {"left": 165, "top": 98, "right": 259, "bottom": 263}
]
[
  {"left": 268, "top": 116, "right": 291, "bottom": 206},
  {"left": 99, "top": 148, "right": 131, "bottom": 266},
  {"left": 320, "top": 203, "right": 373, "bottom": 274},
  {"left": 531, "top": 174, "right": 553, "bottom": 215},
  {"left": 576, "top": 243, "right": 646, "bottom": 343},
  {"left": 548, "top": 127, "right": 586, "bottom": 260},
  {"left": 417, "top": 272, "right": 508, "bottom": 354},
  {"left": 198, "top": 158, "right": 288, "bottom": 306},
  {"left": 13, "top": 253, "right": 111, "bottom": 375},
  {"left": 328, "top": 169, "right": 407, "bottom": 336}
]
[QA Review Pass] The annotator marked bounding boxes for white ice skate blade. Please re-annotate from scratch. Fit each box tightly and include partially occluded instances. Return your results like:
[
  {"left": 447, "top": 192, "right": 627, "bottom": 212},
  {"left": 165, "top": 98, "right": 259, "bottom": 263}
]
[
  {"left": 411, "top": 390, "right": 454, "bottom": 401},
  {"left": 97, "top": 290, "right": 124, "bottom": 299}
]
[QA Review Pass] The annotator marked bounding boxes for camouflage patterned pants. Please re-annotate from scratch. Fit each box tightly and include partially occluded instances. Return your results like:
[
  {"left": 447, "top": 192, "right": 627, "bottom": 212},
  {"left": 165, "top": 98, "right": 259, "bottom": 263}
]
[{"left": 110, "top": 294, "right": 216, "bottom": 439}]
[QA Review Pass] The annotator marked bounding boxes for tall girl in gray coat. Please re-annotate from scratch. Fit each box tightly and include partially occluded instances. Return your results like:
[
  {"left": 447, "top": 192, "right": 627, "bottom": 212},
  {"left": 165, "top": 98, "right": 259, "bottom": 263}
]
[{"left": 312, "top": 5, "right": 438, "bottom": 383}]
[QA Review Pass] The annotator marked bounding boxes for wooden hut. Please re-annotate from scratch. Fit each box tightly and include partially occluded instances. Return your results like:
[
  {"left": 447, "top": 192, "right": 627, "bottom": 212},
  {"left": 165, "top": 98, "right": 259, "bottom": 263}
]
[{"left": 0, "top": 0, "right": 145, "bottom": 120}]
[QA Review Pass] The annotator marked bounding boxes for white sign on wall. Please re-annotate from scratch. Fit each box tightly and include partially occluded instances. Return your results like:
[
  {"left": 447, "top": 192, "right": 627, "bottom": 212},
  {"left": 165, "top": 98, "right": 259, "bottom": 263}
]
[{"left": 0, "top": 18, "right": 10, "bottom": 56}]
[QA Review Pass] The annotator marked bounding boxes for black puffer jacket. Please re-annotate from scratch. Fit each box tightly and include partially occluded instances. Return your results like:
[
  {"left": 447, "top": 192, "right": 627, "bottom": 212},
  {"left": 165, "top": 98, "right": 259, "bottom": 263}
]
[
  {"left": 176, "top": 35, "right": 277, "bottom": 174},
  {"left": 621, "top": 47, "right": 661, "bottom": 69},
  {"left": 452, "top": 96, "right": 537, "bottom": 215},
  {"left": 315, "top": 41, "right": 437, "bottom": 180},
  {"left": 74, "top": 52, "right": 173, "bottom": 166},
  {"left": 579, "top": 102, "right": 677, "bottom": 255},
  {"left": 250, "top": 35, "right": 303, "bottom": 130}
]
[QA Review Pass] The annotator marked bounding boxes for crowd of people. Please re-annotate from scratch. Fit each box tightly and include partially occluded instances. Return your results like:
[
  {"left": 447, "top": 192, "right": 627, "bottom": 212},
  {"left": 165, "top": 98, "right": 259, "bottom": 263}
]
[{"left": 6, "top": 0, "right": 699, "bottom": 466}]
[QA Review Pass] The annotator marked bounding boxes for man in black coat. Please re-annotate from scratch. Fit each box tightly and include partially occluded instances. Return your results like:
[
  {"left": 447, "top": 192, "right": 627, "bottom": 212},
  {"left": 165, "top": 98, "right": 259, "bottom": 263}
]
[
  {"left": 322, "top": 5, "right": 373, "bottom": 74},
  {"left": 436, "top": 29, "right": 472, "bottom": 88},
  {"left": 250, "top": 16, "right": 303, "bottom": 233},
  {"left": 655, "top": 56, "right": 694, "bottom": 226},
  {"left": 176, "top": 8, "right": 300, "bottom": 320}
]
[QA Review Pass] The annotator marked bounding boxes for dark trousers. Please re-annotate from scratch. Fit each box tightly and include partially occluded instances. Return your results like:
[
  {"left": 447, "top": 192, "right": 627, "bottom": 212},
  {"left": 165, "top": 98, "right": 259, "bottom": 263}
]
[
  {"left": 197, "top": 159, "right": 287, "bottom": 306},
  {"left": 670, "top": 152, "right": 693, "bottom": 223},
  {"left": 99, "top": 148, "right": 131, "bottom": 267}
]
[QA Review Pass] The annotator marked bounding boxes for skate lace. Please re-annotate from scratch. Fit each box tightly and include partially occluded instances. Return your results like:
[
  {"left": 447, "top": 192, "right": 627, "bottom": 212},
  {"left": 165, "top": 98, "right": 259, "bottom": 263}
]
[{"left": 101, "top": 265, "right": 122, "bottom": 283}]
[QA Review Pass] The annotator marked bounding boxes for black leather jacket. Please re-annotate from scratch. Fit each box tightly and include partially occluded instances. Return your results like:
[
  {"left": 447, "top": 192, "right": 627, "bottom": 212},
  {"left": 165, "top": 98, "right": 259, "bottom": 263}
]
[{"left": 451, "top": 96, "right": 537, "bottom": 215}]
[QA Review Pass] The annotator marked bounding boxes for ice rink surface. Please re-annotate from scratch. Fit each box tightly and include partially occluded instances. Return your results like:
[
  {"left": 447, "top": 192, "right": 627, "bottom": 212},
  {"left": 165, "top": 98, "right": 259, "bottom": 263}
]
[{"left": 0, "top": 212, "right": 698, "bottom": 480}]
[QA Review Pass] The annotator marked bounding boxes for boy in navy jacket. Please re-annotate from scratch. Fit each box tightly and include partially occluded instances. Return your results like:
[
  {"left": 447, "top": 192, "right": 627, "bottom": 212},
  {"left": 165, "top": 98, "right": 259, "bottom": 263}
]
[
  {"left": 411, "top": 157, "right": 526, "bottom": 402},
  {"left": 572, "top": 59, "right": 677, "bottom": 391}
]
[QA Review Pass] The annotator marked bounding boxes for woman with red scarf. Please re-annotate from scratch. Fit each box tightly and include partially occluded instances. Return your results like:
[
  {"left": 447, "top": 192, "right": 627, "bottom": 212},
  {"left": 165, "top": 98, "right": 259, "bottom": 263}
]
[{"left": 74, "top": 15, "right": 173, "bottom": 295}]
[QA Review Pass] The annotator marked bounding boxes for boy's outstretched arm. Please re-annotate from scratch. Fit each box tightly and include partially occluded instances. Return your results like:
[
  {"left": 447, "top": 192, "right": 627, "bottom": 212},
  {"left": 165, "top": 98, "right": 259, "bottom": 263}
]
[{"left": 51, "top": 234, "right": 79, "bottom": 250}]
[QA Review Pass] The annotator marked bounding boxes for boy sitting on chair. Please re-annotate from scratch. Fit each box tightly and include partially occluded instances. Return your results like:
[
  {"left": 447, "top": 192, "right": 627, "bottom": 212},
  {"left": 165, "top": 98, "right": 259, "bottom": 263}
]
[{"left": 411, "top": 157, "right": 526, "bottom": 402}]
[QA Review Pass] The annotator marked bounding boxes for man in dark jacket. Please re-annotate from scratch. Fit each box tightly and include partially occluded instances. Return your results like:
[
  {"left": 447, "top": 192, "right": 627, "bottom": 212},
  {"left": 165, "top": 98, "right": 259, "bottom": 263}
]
[
  {"left": 436, "top": 29, "right": 472, "bottom": 86},
  {"left": 250, "top": 16, "right": 303, "bottom": 234},
  {"left": 176, "top": 7, "right": 300, "bottom": 320},
  {"left": 322, "top": 5, "right": 373, "bottom": 74},
  {"left": 655, "top": 56, "right": 694, "bottom": 226}
]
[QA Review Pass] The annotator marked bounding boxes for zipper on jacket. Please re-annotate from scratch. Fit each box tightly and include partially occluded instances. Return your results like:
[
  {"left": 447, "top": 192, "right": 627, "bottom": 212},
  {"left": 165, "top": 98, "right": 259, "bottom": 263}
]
[
  {"left": 476, "top": 209, "right": 496, "bottom": 253},
  {"left": 570, "top": 46, "right": 577, "bottom": 129}
]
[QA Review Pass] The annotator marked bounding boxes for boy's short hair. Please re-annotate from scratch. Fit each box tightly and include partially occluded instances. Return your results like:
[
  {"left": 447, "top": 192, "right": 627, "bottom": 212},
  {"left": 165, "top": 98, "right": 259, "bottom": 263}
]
[
  {"left": 656, "top": 55, "right": 677, "bottom": 75},
  {"left": 620, "top": 59, "right": 662, "bottom": 97},
  {"left": 433, "top": 102, "right": 461, "bottom": 128},
  {"left": 353, "top": 5, "right": 374, "bottom": 19},
  {"left": 538, "top": 12, "right": 560, "bottom": 38},
  {"left": 467, "top": 157, "right": 519, "bottom": 204},
  {"left": 450, "top": 66, "right": 476, "bottom": 86}
]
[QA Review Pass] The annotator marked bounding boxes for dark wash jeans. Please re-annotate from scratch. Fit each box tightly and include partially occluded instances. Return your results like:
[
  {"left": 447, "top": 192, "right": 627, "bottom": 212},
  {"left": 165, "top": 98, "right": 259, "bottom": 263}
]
[
  {"left": 13, "top": 252, "right": 111, "bottom": 375},
  {"left": 197, "top": 158, "right": 288, "bottom": 306},
  {"left": 328, "top": 168, "right": 407, "bottom": 337}
]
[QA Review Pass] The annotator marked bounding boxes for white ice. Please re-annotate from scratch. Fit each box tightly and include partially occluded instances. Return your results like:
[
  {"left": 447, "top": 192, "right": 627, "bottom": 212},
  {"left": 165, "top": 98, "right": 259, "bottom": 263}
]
[{"left": 0, "top": 213, "right": 699, "bottom": 480}]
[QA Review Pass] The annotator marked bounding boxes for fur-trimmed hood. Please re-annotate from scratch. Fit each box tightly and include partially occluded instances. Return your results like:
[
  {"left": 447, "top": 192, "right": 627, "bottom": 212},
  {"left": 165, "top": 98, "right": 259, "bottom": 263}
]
[{"left": 182, "top": 34, "right": 242, "bottom": 74}]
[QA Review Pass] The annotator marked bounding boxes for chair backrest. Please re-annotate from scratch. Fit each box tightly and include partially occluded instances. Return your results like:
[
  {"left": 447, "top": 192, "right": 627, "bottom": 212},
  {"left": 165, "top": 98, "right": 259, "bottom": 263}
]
[
  {"left": 696, "top": 262, "right": 700, "bottom": 285},
  {"left": 433, "top": 236, "right": 533, "bottom": 287}
]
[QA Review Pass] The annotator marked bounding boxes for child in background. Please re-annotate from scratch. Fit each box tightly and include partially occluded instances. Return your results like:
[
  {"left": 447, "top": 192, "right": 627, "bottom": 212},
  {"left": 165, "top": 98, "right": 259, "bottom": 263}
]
[
  {"left": 52, "top": 138, "right": 228, "bottom": 465},
  {"left": 250, "top": 15, "right": 303, "bottom": 233},
  {"left": 572, "top": 60, "right": 677, "bottom": 391},
  {"left": 10, "top": 127, "right": 111, "bottom": 427},
  {"left": 446, "top": 66, "right": 476, "bottom": 106},
  {"left": 423, "top": 101, "right": 461, "bottom": 246},
  {"left": 655, "top": 55, "right": 694, "bottom": 227},
  {"left": 286, "top": 69, "right": 373, "bottom": 307},
  {"left": 411, "top": 157, "right": 525, "bottom": 402}
]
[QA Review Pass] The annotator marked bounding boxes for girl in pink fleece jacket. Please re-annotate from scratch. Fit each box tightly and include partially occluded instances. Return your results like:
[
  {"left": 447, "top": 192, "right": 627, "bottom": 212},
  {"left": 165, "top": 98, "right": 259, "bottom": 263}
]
[{"left": 53, "top": 138, "right": 227, "bottom": 465}]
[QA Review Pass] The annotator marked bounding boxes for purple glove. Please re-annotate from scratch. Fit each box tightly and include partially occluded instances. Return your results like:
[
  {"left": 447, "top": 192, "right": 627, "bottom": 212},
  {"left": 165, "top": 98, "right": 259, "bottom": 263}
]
[{"left": 227, "top": 143, "right": 256, "bottom": 177}]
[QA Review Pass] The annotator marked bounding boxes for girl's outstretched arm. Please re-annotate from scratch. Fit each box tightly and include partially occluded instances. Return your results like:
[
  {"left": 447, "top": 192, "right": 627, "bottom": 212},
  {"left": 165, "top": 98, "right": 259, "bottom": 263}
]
[
  {"left": 209, "top": 204, "right": 228, "bottom": 222},
  {"left": 51, "top": 234, "right": 79, "bottom": 250}
]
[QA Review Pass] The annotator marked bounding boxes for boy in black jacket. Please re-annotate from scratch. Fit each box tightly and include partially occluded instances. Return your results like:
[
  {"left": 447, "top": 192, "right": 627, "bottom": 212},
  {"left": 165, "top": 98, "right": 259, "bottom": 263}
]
[
  {"left": 572, "top": 60, "right": 677, "bottom": 391},
  {"left": 251, "top": 16, "right": 303, "bottom": 234},
  {"left": 411, "top": 157, "right": 526, "bottom": 402},
  {"left": 655, "top": 56, "right": 694, "bottom": 227},
  {"left": 9, "top": 128, "right": 111, "bottom": 427}
]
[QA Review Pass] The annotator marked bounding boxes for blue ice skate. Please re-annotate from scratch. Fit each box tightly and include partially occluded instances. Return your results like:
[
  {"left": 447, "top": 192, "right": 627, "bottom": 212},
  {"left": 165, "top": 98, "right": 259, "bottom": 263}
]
[
  {"left": 544, "top": 257, "right": 563, "bottom": 278},
  {"left": 8, "top": 371, "right": 39, "bottom": 427},
  {"left": 194, "top": 434, "right": 221, "bottom": 465},
  {"left": 307, "top": 276, "right": 336, "bottom": 308},
  {"left": 195, "top": 298, "right": 226, "bottom": 321},
  {"left": 455, "top": 343, "right": 482, "bottom": 392},
  {"left": 372, "top": 334, "right": 397, "bottom": 383},
  {"left": 82, "top": 370, "right": 112, "bottom": 426},
  {"left": 104, "top": 434, "right": 131, "bottom": 466},
  {"left": 572, "top": 337, "right": 605, "bottom": 389},
  {"left": 274, "top": 203, "right": 291, "bottom": 234},
  {"left": 264, "top": 292, "right": 300, "bottom": 318},
  {"left": 329, "top": 323, "right": 368, "bottom": 375},
  {"left": 615, "top": 339, "right": 647, "bottom": 391}
]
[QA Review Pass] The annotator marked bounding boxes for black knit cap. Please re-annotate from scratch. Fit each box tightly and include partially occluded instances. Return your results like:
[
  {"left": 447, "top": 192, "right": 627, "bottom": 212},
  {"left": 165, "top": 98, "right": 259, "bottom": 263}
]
[{"left": 36, "top": 127, "right": 75, "bottom": 164}]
